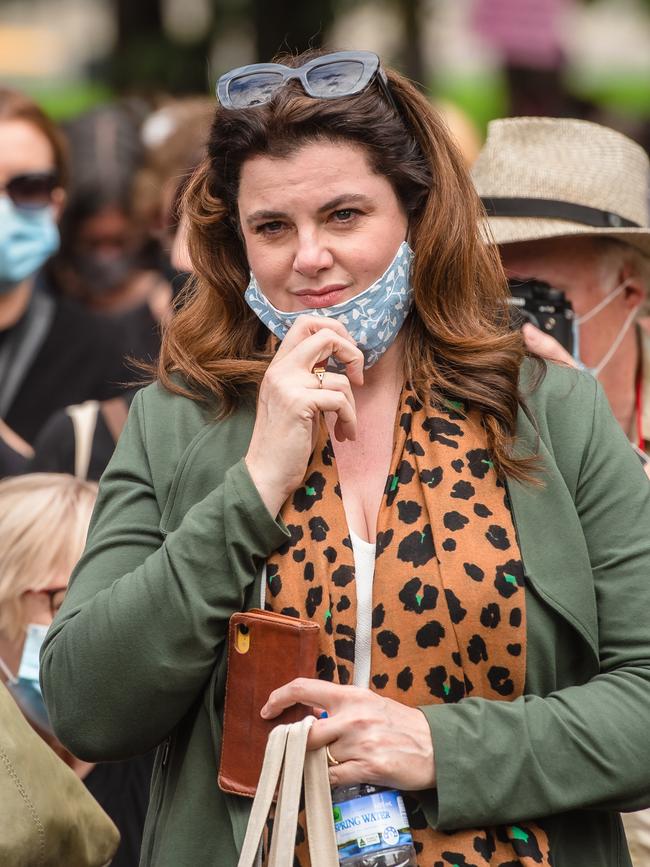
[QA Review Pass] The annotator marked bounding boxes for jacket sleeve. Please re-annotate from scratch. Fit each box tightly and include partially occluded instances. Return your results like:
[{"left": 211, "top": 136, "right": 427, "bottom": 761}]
[
  {"left": 40, "top": 389, "right": 289, "bottom": 761},
  {"left": 418, "top": 378, "right": 650, "bottom": 829}
]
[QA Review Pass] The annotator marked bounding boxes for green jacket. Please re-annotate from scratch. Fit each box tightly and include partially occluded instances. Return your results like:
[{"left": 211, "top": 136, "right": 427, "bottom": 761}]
[{"left": 41, "top": 362, "right": 650, "bottom": 867}]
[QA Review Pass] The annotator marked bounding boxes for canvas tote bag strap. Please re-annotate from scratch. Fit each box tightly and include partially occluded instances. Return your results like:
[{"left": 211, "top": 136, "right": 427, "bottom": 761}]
[
  {"left": 237, "top": 716, "right": 338, "bottom": 867},
  {"left": 237, "top": 724, "right": 290, "bottom": 867},
  {"left": 304, "top": 744, "right": 338, "bottom": 864},
  {"left": 268, "top": 716, "right": 313, "bottom": 867}
]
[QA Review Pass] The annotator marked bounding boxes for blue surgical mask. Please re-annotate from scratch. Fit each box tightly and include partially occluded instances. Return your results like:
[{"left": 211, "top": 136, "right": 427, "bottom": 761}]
[
  {"left": 0, "top": 195, "right": 60, "bottom": 295},
  {"left": 244, "top": 241, "right": 414, "bottom": 368},
  {"left": 0, "top": 623, "right": 53, "bottom": 734}
]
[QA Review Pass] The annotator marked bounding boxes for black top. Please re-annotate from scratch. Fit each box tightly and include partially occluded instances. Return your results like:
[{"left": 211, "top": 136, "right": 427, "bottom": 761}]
[
  {"left": 31, "top": 389, "right": 138, "bottom": 481},
  {"left": 0, "top": 436, "right": 29, "bottom": 476},
  {"left": 115, "top": 302, "right": 161, "bottom": 369},
  {"left": 2, "top": 296, "right": 133, "bottom": 444},
  {"left": 84, "top": 753, "right": 154, "bottom": 867},
  {"left": 30, "top": 407, "right": 118, "bottom": 481}
]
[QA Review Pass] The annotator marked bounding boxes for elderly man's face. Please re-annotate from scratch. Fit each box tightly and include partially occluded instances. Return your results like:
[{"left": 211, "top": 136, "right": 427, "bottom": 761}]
[{"left": 499, "top": 236, "right": 642, "bottom": 371}]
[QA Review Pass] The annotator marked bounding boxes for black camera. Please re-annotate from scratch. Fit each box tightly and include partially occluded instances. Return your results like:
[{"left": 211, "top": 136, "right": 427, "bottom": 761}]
[{"left": 507, "top": 278, "right": 575, "bottom": 356}]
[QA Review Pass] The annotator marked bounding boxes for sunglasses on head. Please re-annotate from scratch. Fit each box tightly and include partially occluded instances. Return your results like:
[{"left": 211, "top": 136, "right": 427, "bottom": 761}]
[
  {"left": 216, "top": 50, "right": 398, "bottom": 112},
  {"left": 0, "top": 171, "right": 59, "bottom": 210}
]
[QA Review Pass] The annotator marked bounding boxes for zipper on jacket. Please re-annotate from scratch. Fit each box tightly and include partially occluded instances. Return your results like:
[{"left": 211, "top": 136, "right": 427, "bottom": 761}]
[
  {"left": 143, "top": 736, "right": 174, "bottom": 866},
  {"left": 161, "top": 736, "right": 171, "bottom": 768}
]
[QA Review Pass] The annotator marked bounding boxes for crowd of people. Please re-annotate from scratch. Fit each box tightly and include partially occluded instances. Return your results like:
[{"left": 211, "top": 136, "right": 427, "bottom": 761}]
[
  {"left": 0, "top": 87, "right": 211, "bottom": 865},
  {"left": 0, "top": 89, "right": 211, "bottom": 479},
  {"left": 2, "top": 47, "right": 650, "bottom": 867}
]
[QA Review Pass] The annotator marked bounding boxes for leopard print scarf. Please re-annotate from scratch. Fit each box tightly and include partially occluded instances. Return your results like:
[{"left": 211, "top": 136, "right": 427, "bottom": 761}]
[{"left": 265, "top": 385, "right": 551, "bottom": 866}]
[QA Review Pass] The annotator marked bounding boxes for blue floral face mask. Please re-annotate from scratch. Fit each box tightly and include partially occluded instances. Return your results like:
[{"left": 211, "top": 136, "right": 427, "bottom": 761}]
[
  {"left": 244, "top": 240, "right": 414, "bottom": 368},
  {"left": 0, "top": 195, "right": 60, "bottom": 295}
]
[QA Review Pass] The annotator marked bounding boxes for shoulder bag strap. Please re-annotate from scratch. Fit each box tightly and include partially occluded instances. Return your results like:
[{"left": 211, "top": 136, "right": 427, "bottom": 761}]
[
  {"left": 66, "top": 401, "right": 100, "bottom": 480},
  {"left": 0, "top": 290, "right": 55, "bottom": 419}
]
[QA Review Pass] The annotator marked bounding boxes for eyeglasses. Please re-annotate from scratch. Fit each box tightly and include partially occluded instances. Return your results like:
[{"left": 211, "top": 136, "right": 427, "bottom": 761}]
[
  {"left": 22, "top": 587, "right": 67, "bottom": 617},
  {"left": 217, "top": 50, "right": 398, "bottom": 113},
  {"left": 0, "top": 171, "right": 59, "bottom": 210}
]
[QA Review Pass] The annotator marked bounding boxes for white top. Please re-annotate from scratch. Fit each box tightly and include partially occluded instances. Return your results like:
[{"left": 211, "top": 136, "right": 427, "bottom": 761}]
[
  {"left": 349, "top": 530, "right": 377, "bottom": 688},
  {"left": 260, "top": 530, "right": 377, "bottom": 689}
]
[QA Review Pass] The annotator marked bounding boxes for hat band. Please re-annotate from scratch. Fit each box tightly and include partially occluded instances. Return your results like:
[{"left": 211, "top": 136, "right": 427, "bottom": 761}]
[{"left": 481, "top": 196, "right": 641, "bottom": 229}]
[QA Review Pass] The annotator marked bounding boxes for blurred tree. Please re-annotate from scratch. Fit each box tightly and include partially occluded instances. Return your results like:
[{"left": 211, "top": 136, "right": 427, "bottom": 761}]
[
  {"left": 392, "top": 0, "right": 426, "bottom": 86},
  {"left": 107, "top": 0, "right": 213, "bottom": 93},
  {"left": 104, "top": 0, "right": 338, "bottom": 94},
  {"left": 252, "top": 0, "right": 335, "bottom": 59}
]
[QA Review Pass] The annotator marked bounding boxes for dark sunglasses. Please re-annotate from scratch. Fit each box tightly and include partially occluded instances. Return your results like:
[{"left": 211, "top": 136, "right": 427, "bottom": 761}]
[
  {"left": 1, "top": 171, "right": 59, "bottom": 210},
  {"left": 216, "top": 50, "right": 398, "bottom": 112}
]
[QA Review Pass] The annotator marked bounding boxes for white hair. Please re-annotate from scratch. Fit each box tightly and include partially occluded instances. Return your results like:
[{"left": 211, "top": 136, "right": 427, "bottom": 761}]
[{"left": 596, "top": 238, "right": 650, "bottom": 303}]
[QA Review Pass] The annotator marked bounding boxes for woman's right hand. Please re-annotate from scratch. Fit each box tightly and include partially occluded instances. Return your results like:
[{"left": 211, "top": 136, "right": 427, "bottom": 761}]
[{"left": 245, "top": 315, "right": 364, "bottom": 517}]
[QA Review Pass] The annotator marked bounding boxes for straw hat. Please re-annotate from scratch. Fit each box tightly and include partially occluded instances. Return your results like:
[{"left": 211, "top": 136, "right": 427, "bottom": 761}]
[{"left": 472, "top": 116, "right": 650, "bottom": 256}]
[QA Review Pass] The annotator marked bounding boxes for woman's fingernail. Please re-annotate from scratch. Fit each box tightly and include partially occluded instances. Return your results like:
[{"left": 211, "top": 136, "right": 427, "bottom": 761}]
[
  {"left": 319, "top": 711, "right": 328, "bottom": 719},
  {"left": 260, "top": 706, "right": 269, "bottom": 718}
]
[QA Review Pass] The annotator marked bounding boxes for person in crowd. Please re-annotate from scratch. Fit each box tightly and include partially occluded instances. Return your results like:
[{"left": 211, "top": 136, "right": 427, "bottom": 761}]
[
  {"left": 0, "top": 89, "right": 132, "bottom": 465},
  {"left": 47, "top": 104, "right": 170, "bottom": 364},
  {"left": 29, "top": 389, "right": 138, "bottom": 481},
  {"left": 0, "top": 473, "right": 97, "bottom": 772},
  {"left": 136, "top": 96, "right": 213, "bottom": 292},
  {"left": 473, "top": 116, "right": 650, "bottom": 459},
  {"left": 42, "top": 50, "right": 650, "bottom": 867},
  {"left": 473, "top": 114, "right": 650, "bottom": 865},
  {"left": 0, "top": 418, "right": 32, "bottom": 474},
  {"left": 433, "top": 99, "right": 482, "bottom": 166},
  {"left": 470, "top": 0, "right": 583, "bottom": 118},
  {"left": 0, "top": 473, "right": 151, "bottom": 867},
  {"left": 26, "top": 100, "right": 211, "bottom": 481}
]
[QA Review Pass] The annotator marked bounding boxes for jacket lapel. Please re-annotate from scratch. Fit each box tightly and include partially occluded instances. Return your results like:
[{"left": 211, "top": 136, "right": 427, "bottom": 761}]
[{"left": 508, "top": 405, "right": 599, "bottom": 670}]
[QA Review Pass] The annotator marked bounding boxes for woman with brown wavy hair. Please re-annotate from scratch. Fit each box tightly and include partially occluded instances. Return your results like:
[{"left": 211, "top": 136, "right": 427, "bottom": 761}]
[{"left": 42, "top": 50, "right": 650, "bottom": 867}]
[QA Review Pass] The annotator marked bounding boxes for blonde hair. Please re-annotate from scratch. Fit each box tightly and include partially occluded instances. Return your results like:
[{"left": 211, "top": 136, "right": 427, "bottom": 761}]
[{"left": 0, "top": 474, "right": 97, "bottom": 642}]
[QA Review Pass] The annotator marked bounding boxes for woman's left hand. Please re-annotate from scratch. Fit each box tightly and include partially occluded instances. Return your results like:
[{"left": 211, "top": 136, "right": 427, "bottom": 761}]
[{"left": 261, "top": 678, "right": 436, "bottom": 791}]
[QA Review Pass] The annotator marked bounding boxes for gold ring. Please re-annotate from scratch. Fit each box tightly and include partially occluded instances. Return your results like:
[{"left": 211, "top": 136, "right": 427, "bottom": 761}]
[
  {"left": 326, "top": 745, "right": 340, "bottom": 767},
  {"left": 313, "top": 366, "right": 326, "bottom": 389}
]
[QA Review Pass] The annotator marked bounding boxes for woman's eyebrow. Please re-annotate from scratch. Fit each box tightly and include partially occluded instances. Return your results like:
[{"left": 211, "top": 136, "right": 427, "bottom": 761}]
[
  {"left": 316, "top": 193, "right": 373, "bottom": 213},
  {"left": 246, "top": 208, "right": 287, "bottom": 226},
  {"left": 245, "top": 194, "right": 373, "bottom": 226}
]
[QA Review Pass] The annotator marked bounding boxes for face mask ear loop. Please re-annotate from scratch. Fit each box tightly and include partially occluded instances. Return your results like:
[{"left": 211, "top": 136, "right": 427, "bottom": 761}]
[
  {"left": 0, "top": 654, "right": 16, "bottom": 684},
  {"left": 576, "top": 279, "right": 629, "bottom": 325},
  {"left": 591, "top": 303, "right": 640, "bottom": 379}
]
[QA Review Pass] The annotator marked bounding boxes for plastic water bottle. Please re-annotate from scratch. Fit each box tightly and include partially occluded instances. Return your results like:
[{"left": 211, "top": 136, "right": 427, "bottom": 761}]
[{"left": 331, "top": 784, "right": 417, "bottom": 866}]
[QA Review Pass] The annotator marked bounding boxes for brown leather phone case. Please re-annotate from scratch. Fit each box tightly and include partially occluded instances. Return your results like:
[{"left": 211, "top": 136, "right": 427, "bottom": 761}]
[{"left": 218, "top": 608, "right": 320, "bottom": 797}]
